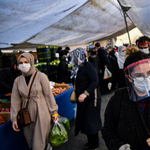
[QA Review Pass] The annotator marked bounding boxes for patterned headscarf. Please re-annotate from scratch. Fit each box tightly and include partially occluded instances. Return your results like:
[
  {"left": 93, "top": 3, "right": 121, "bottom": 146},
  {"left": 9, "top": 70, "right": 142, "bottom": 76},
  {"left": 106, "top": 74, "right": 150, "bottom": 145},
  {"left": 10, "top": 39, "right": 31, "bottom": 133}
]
[
  {"left": 115, "top": 46, "right": 126, "bottom": 69},
  {"left": 69, "top": 48, "right": 87, "bottom": 78}
]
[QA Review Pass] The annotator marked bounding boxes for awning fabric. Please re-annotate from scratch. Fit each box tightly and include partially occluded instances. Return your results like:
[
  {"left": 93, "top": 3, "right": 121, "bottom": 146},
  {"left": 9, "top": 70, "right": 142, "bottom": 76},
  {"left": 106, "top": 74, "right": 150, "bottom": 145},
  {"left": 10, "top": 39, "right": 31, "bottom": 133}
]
[
  {"left": 119, "top": 0, "right": 150, "bottom": 36},
  {"left": 0, "top": 0, "right": 149, "bottom": 49}
]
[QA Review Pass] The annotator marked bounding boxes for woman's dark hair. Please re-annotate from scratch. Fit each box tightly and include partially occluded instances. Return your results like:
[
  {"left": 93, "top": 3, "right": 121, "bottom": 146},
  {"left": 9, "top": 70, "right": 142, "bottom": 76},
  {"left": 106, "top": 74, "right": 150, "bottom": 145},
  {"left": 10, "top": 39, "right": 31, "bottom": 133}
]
[{"left": 124, "top": 51, "right": 150, "bottom": 73}]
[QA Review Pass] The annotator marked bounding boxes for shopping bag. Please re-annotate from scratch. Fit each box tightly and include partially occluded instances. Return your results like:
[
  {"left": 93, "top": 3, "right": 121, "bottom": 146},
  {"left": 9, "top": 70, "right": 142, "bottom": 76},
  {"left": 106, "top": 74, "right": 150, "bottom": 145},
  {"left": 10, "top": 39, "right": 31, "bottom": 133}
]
[
  {"left": 57, "top": 116, "right": 70, "bottom": 130},
  {"left": 103, "top": 68, "right": 112, "bottom": 80},
  {"left": 49, "top": 121, "right": 68, "bottom": 147}
]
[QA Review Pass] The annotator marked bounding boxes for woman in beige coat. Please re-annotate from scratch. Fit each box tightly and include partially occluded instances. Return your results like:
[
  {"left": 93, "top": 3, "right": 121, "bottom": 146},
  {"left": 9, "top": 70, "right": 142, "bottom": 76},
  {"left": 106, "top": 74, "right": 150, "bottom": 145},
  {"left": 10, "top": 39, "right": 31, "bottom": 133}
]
[{"left": 11, "top": 53, "right": 58, "bottom": 150}]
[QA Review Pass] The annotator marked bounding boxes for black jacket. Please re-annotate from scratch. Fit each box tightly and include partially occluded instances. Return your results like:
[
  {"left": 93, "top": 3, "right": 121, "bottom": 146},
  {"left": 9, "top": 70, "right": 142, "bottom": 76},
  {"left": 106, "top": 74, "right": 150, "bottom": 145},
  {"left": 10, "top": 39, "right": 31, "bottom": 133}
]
[
  {"left": 88, "top": 55, "right": 100, "bottom": 75},
  {"left": 98, "top": 47, "right": 109, "bottom": 69},
  {"left": 108, "top": 50, "right": 119, "bottom": 71},
  {"left": 0, "top": 67, "right": 21, "bottom": 94},
  {"left": 101, "top": 88, "right": 150, "bottom": 150},
  {"left": 75, "top": 62, "right": 102, "bottom": 135},
  {"left": 57, "top": 56, "right": 71, "bottom": 83}
]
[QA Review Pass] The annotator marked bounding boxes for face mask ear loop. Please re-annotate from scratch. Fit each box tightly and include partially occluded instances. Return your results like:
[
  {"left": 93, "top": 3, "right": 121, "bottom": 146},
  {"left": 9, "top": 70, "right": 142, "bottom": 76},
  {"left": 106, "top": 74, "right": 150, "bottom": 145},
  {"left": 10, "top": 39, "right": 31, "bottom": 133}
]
[{"left": 129, "top": 75, "right": 134, "bottom": 81}]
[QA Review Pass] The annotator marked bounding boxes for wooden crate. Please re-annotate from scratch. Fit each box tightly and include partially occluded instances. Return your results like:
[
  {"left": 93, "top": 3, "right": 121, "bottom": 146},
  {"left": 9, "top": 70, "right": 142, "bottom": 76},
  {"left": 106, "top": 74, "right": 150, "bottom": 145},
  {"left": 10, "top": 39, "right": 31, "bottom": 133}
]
[{"left": 0, "top": 101, "right": 11, "bottom": 123}]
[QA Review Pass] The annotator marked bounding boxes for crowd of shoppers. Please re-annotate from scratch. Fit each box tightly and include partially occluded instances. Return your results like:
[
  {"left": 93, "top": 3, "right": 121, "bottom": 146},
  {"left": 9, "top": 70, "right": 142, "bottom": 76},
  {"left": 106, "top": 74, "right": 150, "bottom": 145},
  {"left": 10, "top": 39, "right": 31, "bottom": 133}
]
[{"left": 0, "top": 35, "right": 150, "bottom": 150}]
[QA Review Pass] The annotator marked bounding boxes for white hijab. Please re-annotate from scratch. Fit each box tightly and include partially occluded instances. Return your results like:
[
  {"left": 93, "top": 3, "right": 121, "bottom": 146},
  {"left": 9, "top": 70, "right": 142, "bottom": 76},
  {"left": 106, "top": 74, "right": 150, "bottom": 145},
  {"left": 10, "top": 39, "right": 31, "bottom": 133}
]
[{"left": 115, "top": 46, "right": 126, "bottom": 69}]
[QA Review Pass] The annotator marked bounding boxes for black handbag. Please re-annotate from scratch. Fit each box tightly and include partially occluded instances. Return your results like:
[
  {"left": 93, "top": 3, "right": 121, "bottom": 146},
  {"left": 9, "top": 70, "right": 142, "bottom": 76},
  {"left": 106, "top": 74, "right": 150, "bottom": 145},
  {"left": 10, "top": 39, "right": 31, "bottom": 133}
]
[{"left": 17, "top": 72, "right": 37, "bottom": 128}]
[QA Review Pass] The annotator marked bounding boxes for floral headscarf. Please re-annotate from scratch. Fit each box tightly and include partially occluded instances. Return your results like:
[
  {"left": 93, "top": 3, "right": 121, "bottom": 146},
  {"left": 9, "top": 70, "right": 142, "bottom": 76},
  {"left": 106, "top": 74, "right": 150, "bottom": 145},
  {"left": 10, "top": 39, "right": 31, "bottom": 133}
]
[{"left": 69, "top": 48, "right": 87, "bottom": 78}]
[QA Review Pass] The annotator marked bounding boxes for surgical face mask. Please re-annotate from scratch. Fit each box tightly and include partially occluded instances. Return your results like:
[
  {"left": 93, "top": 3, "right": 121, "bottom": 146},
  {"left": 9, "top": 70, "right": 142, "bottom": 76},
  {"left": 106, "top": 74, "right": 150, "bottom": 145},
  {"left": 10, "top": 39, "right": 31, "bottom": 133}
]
[
  {"left": 132, "top": 77, "right": 150, "bottom": 93},
  {"left": 19, "top": 63, "right": 31, "bottom": 73},
  {"left": 66, "top": 58, "right": 68, "bottom": 62},
  {"left": 139, "top": 48, "right": 149, "bottom": 54}
]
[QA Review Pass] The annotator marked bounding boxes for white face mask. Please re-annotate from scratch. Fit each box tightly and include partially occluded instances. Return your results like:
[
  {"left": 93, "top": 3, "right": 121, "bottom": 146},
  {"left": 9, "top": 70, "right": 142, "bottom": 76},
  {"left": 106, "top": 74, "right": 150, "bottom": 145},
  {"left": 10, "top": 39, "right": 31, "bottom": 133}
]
[
  {"left": 66, "top": 58, "right": 68, "bottom": 62},
  {"left": 133, "top": 77, "right": 150, "bottom": 93},
  {"left": 139, "top": 48, "right": 149, "bottom": 54},
  {"left": 19, "top": 63, "right": 31, "bottom": 73}
]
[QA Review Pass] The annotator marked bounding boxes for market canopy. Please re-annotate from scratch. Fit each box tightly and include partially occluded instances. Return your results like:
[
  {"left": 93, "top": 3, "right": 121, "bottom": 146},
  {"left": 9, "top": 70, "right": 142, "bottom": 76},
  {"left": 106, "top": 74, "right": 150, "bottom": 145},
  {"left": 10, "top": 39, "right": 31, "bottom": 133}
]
[{"left": 0, "top": 0, "right": 149, "bottom": 49}]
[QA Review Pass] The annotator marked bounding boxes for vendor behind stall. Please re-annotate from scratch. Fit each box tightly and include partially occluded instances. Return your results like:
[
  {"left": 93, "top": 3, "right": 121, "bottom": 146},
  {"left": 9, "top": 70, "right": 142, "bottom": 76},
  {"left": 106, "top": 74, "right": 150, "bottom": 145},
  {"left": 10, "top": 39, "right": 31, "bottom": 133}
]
[
  {"left": 57, "top": 55, "right": 71, "bottom": 83},
  {"left": 0, "top": 61, "right": 21, "bottom": 95}
]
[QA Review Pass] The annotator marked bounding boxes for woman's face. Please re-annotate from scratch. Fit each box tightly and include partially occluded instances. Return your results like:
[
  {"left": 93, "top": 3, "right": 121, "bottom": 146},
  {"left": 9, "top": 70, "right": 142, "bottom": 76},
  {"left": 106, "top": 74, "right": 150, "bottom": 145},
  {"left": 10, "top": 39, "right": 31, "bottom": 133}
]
[
  {"left": 128, "top": 62, "right": 150, "bottom": 96},
  {"left": 130, "top": 63, "right": 150, "bottom": 79},
  {"left": 19, "top": 57, "right": 29, "bottom": 64}
]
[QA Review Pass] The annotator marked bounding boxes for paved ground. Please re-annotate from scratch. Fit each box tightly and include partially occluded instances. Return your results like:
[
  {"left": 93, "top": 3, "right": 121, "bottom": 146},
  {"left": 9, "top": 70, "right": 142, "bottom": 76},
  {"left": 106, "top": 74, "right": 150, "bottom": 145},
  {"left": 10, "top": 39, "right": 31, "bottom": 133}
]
[{"left": 53, "top": 91, "right": 115, "bottom": 150}]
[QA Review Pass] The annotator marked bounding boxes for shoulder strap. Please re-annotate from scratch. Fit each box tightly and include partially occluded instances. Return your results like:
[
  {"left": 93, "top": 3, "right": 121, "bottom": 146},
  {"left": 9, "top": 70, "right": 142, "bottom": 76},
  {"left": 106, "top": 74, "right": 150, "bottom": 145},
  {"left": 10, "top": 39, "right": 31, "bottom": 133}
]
[
  {"left": 74, "top": 78, "right": 76, "bottom": 91},
  {"left": 113, "top": 87, "right": 126, "bottom": 127},
  {"left": 26, "top": 72, "right": 37, "bottom": 109}
]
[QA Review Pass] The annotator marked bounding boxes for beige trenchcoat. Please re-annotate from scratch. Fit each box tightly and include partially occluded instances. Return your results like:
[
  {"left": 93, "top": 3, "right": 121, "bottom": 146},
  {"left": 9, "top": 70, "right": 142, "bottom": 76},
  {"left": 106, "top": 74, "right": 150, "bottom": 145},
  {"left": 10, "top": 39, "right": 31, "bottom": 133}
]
[{"left": 11, "top": 71, "right": 58, "bottom": 150}]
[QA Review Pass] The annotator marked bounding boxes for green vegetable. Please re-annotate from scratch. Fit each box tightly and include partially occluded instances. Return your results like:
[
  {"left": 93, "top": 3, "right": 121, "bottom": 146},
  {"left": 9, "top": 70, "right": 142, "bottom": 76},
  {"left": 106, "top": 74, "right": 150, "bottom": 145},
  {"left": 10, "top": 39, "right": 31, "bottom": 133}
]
[
  {"left": 58, "top": 117, "right": 70, "bottom": 130},
  {"left": 49, "top": 122, "right": 68, "bottom": 147}
]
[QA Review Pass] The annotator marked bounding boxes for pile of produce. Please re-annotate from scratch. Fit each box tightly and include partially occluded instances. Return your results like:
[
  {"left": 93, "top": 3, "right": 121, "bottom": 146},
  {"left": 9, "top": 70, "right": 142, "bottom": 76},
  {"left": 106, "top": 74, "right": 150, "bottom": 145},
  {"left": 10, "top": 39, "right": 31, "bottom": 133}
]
[
  {"left": 52, "top": 87, "right": 67, "bottom": 96},
  {"left": 52, "top": 82, "right": 71, "bottom": 96},
  {"left": 49, "top": 121, "right": 68, "bottom": 147},
  {"left": 0, "top": 108, "right": 10, "bottom": 112},
  {"left": 0, "top": 116, "right": 5, "bottom": 125},
  {"left": 49, "top": 59, "right": 60, "bottom": 66}
]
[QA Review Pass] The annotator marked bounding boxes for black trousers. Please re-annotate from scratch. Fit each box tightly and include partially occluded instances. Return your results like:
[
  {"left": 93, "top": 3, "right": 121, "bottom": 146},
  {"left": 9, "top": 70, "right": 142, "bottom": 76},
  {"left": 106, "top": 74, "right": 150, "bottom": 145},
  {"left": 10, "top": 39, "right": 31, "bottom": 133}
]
[{"left": 87, "top": 132, "right": 99, "bottom": 149}]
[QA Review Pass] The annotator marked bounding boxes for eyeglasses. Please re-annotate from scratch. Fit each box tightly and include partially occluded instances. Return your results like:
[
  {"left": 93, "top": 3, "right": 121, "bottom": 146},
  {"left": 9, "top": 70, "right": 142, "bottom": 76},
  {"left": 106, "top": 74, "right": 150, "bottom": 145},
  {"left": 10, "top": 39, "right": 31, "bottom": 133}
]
[{"left": 129, "top": 74, "right": 150, "bottom": 82}]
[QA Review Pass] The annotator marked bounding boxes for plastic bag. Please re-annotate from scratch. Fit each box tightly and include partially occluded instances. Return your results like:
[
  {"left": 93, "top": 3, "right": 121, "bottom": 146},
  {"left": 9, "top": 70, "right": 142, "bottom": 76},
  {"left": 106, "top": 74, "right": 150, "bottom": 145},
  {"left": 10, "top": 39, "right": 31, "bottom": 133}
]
[
  {"left": 58, "top": 116, "right": 70, "bottom": 130},
  {"left": 49, "top": 121, "right": 68, "bottom": 147},
  {"left": 103, "top": 68, "right": 112, "bottom": 79}
]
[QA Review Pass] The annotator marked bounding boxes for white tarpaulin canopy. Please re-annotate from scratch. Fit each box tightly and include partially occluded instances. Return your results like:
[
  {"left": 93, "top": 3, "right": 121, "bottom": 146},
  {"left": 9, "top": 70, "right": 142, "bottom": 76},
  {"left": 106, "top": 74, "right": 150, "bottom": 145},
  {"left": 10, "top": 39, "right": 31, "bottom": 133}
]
[
  {"left": 119, "top": 0, "right": 150, "bottom": 36},
  {"left": 0, "top": 0, "right": 149, "bottom": 49}
]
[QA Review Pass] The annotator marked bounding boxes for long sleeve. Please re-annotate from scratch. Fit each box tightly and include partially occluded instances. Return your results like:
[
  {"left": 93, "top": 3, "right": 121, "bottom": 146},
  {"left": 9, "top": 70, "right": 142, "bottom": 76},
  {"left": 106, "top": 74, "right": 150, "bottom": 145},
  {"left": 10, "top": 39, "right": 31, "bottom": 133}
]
[
  {"left": 101, "top": 96, "right": 126, "bottom": 150},
  {"left": 10, "top": 78, "right": 22, "bottom": 122},
  {"left": 40, "top": 73, "right": 58, "bottom": 115}
]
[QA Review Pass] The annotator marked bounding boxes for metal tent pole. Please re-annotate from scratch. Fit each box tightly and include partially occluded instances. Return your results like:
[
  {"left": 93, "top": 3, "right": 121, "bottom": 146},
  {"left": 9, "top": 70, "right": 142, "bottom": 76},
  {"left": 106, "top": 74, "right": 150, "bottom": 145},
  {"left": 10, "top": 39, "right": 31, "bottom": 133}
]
[
  {"left": 117, "top": 0, "right": 132, "bottom": 45},
  {"left": 123, "top": 12, "right": 131, "bottom": 45}
]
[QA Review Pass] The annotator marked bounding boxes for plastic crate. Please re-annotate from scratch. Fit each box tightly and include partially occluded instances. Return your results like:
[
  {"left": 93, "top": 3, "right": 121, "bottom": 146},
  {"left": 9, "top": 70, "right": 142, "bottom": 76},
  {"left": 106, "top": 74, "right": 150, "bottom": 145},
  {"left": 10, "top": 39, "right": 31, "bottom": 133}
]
[{"left": 0, "top": 99, "right": 10, "bottom": 102}]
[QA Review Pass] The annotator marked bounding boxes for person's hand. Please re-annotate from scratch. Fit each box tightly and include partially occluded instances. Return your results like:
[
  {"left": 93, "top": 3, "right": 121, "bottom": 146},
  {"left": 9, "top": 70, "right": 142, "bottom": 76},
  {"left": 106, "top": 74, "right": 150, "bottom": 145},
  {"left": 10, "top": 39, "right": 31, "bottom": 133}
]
[
  {"left": 5, "top": 93, "right": 11, "bottom": 96},
  {"left": 108, "top": 83, "right": 112, "bottom": 90},
  {"left": 12, "top": 121, "right": 20, "bottom": 132},
  {"left": 52, "top": 115, "right": 58, "bottom": 122},
  {"left": 119, "top": 144, "right": 131, "bottom": 150},
  {"left": 146, "top": 138, "right": 150, "bottom": 147},
  {"left": 104, "top": 65, "right": 107, "bottom": 68},
  {"left": 78, "top": 93, "right": 87, "bottom": 103}
]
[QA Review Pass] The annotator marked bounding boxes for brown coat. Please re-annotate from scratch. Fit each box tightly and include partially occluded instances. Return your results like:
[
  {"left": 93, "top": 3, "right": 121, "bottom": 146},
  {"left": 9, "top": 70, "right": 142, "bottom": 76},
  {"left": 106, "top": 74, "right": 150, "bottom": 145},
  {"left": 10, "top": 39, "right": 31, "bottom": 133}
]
[{"left": 11, "top": 71, "right": 58, "bottom": 150}]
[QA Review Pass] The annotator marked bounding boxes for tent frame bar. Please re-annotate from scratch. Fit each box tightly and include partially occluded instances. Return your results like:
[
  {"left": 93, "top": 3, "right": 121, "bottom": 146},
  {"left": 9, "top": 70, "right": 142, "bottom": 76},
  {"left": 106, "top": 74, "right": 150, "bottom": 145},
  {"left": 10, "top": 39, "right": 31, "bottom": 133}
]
[{"left": 117, "top": 0, "right": 131, "bottom": 45}]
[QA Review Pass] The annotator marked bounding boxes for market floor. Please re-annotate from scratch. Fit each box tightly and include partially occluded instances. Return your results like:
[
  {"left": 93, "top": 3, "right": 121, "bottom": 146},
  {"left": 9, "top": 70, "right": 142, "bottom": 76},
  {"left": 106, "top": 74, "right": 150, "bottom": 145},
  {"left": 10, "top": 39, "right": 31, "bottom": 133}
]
[{"left": 53, "top": 91, "right": 115, "bottom": 150}]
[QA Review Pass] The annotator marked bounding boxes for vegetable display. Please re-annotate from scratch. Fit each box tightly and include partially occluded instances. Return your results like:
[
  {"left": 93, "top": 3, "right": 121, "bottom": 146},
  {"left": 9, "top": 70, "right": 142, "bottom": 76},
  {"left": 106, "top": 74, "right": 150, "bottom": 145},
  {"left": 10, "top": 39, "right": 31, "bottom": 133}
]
[
  {"left": 52, "top": 82, "right": 71, "bottom": 96},
  {"left": 0, "top": 108, "right": 10, "bottom": 112},
  {"left": 49, "top": 121, "right": 68, "bottom": 147}
]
